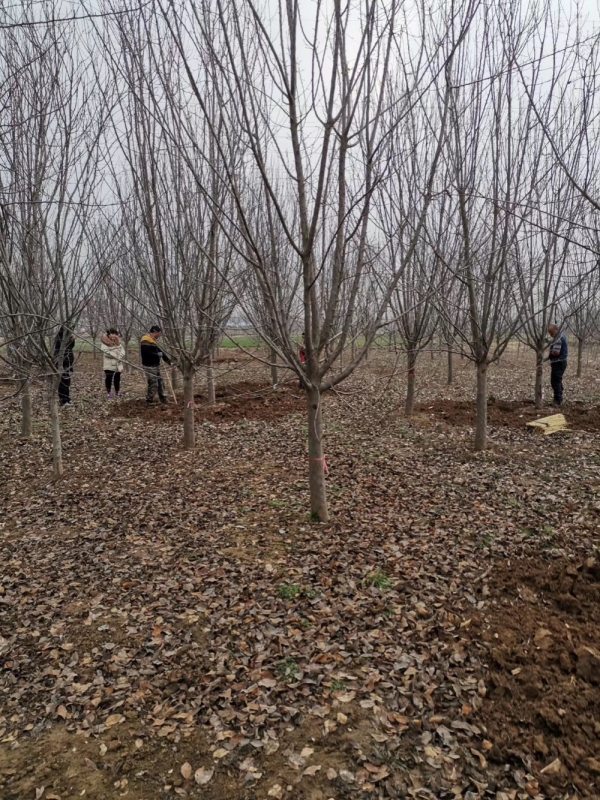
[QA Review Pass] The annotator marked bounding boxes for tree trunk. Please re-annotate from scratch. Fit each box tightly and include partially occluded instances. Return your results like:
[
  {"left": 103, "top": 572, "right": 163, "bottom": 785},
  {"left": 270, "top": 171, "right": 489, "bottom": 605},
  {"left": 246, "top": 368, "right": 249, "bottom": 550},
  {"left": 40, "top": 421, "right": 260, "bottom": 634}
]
[
  {"left": 577, "top": 338, "right": 583, "bottom": 378},
  {"left": 307, "top": 385, "right": 329, "bottom": 522},
  {"left": 474, "top": 361, "right": 488, "bottom": 452},
  {"left": 405, "top": 349, "right": 417, "bottom": 416},
  {"left": 21, "top": 380, "right": 33, "bottom": 438},
  {"left": 182, "top": 368, "right": 195, "bottom": 450},
  {"left": 534, "top": 349, "right": 544, "bottom": 409},
  {"left": 206, "top": 352, "right": 216, "bottom": 405},
  {"left": 171, "top": 364, "right": 179, "bottom": 391},
  {"left": 124, "top": 338, "right": 131, "bottom": 372},
  {"left": 447, "top": 346, "right": 453, "bottom": 385},
  {"left": 270, "top": 345, "right": 278, "bottom": 387},
  {"left": 92, "top": 336, "right": 97, "bottom": 360},
  {"left": 49, "top": 379, "right": 64, "bottom": 479}
]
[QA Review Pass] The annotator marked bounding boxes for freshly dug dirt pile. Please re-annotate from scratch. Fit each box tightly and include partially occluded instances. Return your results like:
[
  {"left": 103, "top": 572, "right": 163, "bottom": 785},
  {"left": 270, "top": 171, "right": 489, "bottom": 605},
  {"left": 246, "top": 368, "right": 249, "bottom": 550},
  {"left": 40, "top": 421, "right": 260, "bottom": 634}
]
[
  {"left": 110, "top": 381, "right": 306, "bottom": 424},
  {"left": 417, "top": 399, "right": 600, "bottom": 432},
  {"left": 470, "top": 556, "right": 600, "bottom": 797}
]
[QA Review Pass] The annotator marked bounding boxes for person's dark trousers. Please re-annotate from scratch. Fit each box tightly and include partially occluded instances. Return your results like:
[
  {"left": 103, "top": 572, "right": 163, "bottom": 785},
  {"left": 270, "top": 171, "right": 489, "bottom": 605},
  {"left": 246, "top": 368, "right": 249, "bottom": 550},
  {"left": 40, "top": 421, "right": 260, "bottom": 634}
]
[
  {"left": 58, "top": 372, "right": 71, "bottom": 405},
  {"left": 144, "top": 366, "right": 166, "bottom": 404},
  {"left": 551, "top": 361, "right": 567, "bottom": 405},
  {"left": 104, "top": 370, "right": 121, "bottom": 395}
]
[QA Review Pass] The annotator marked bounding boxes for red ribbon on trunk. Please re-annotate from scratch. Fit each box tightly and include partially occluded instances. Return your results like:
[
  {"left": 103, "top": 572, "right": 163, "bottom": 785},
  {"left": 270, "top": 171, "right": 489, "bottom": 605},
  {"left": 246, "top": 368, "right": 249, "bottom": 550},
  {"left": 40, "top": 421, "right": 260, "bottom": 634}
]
[{"left": 310, "top": 455, "right": 329, "bottom": 475}]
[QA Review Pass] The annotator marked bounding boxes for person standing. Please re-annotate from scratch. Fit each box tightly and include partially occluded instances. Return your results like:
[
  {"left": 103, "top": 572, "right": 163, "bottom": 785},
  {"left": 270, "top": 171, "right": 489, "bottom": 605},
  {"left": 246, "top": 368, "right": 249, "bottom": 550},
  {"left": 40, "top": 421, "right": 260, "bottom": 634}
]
[
  {"left": 101, "top": 328, "right": 126, "bottom": 399},
  {"left": 53, "top": 326, "right": 75, "bottom": 407},
  {"left": 140, "top": 325, "right": 171, "bottom": 405},
  {"left": 546, "top": 323, "right": 568, "bottom": 406}
]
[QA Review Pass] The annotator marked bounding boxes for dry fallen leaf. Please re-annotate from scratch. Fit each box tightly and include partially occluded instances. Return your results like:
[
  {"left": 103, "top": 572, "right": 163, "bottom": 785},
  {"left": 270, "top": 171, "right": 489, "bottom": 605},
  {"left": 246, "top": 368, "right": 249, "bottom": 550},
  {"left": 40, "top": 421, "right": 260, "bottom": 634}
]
[
  {"left": 180, "top": 762, "right": 193, "bottom": 780},
  {"left": 540, "top": 758, "right": 563, "bottom": 776},
  {"left": 303, "top": 765, "right": 322, "bottom": 776},
  {"left": 194, "top": 767, "right": 214, "bottom": 785}
]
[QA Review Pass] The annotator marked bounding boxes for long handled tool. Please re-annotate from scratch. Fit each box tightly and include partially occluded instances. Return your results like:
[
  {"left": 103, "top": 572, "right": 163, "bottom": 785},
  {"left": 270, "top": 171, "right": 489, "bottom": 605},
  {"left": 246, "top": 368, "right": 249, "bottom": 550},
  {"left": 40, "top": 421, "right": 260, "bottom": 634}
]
[{"left": 163, "top": 369, "right": 177, "bottom": 404}]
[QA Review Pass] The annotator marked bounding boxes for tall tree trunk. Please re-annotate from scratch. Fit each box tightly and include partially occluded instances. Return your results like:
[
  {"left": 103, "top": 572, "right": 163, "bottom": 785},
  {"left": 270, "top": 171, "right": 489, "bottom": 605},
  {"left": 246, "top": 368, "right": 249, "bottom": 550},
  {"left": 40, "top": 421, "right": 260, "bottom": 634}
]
[
  {"left": 182, "top": 367, "right": 195, "bottom": 450},
  {"left": 577, "top": 338, "right": 583, "bottom": 378},
  {"left": 534, "top": 349, "right": 544, "bottom": 408},
  {"left": 447, "top": 346, "right": 454, "bottom": 385},
  {"left": 21, "top": 380, "right": 33, "bottom": 438},
  {"left": 474, "top": 361, "right": 488, "bottom": 452},
  {"left": 124, "top": 338, "right": 131, "bottom": 372},
  {"left": 206, "top": 352, "right": 216, "bottom": 405},
  {"left": 92, "top": 336, "right": 97, "bottom": 360},
  {"left": 405, "top": 349, "right": 417, "bottom": 416},
  {"left": 307, "top": 385, "right": 328, "bottom": 523},
  {"left": 270, "top": 345, "right": 278, "bottom": 387},
  {"left": 49, "top": 379, "right": 63, "bottom": 479},
  {"left": 171, "top": 364, "right": 179, "bottom": 391}
]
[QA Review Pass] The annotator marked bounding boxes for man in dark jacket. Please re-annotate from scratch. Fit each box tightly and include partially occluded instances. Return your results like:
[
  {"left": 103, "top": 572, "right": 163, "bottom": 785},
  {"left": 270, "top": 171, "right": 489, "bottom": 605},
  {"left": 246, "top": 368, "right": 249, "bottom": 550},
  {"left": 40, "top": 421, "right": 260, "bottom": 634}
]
[
  {"left": 140, "top": 326, "right": 171, "bottom": 405},
  {"left": 547, "top": 323, "right": 568, "bottom": 406},
  {"left": 53, "top": 327, "right": 75, "bottom": 407}
]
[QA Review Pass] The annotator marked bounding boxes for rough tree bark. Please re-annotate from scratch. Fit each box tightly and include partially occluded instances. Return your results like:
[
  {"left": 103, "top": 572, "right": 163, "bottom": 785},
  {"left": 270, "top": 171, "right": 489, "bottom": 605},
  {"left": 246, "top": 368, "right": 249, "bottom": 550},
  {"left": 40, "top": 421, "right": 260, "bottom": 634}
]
[
  {"left": 474, "top": 361, "right": 488, "bottom": 451},
  {"left": 447, "top": 346, "right": 454, "bottom": 385},
  {"left": 20, "top": 380, "right": 33, "bottom": 438},
  {"left": 405, "top": 348, "right": 417, "bottom": 416},
  {"left": 182, "top": 366, "right": 195, "bottom": 450},
  {"left": 49, "top": 379, "right": 63, "bottom": 479},
  {"left": 534, "top": 348, "right": 544, "bottom": 408},
  {"left": 306, "top": 385, "right": 328, "bottom": 523},
  {"left": 270, "top": 345, "right": 278, "bottom": 387},
  {"left": 206, "top": 352, "right": 216, "bottom": 405}
]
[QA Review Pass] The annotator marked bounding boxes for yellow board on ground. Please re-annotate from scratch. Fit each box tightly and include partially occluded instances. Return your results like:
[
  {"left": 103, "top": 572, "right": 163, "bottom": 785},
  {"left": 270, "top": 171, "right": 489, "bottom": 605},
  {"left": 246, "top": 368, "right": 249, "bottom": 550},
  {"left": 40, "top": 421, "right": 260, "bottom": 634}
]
[{"left": 526, "top": 413, "right": 568, "bottom": 435}]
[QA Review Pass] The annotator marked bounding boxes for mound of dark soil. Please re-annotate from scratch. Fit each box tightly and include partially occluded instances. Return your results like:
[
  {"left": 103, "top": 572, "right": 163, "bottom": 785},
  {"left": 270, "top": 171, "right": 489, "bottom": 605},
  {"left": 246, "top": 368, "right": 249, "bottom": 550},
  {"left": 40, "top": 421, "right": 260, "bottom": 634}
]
[
  {"left": 470, "top": 556, "right": 600, "bottom": 796},
  {"left": 417, "top": 399, "right": 600, "bottom": 432},
  {"left": 109, "top": 381, "right": 305, "bottom": 424}
]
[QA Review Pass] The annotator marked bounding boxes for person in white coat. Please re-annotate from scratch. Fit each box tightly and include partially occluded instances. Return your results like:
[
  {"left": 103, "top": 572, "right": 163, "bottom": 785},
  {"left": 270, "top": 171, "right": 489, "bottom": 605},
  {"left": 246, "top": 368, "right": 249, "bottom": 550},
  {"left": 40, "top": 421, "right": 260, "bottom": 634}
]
[{"left": 100, "top": 328, "right": 126, "bottom": 399}]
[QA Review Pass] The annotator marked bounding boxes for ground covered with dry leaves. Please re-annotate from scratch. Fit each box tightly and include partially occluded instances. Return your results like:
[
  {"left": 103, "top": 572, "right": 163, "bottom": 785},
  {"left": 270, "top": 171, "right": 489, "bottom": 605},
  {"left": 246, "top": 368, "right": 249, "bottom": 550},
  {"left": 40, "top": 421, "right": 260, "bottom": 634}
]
[{"left": 0, "top": 349, "right": 599, "bottom": 800}]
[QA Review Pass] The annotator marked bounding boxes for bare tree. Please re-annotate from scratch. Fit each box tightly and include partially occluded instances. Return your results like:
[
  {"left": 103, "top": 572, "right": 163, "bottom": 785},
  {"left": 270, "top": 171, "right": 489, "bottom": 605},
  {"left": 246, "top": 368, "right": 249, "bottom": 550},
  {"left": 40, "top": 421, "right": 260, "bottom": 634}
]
[
  {"left": 563, "top": 264, "right": 600, "bottom": 378},
  {"left": 145, "top": 0, "right": 474, "bottom": 520},
  {"left": 0, "top": 3, "right": 109, "bottom": 475},
  {"left": 106, "top": 15, "right": 238, "bottom": 449},
  {"left": 512, "top": 175, "right": 577, "bottom": 406},
  {"left": 444, "top": 0, "right": 547, "bottom": 449}
]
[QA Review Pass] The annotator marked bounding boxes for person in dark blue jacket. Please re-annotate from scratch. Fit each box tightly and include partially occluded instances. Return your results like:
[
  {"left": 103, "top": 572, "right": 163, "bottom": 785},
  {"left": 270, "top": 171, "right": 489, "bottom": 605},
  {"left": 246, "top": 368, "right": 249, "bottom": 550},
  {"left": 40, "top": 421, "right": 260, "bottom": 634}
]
[{"left": 546, "top": 323, "right": 568, "bottom": 406}]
